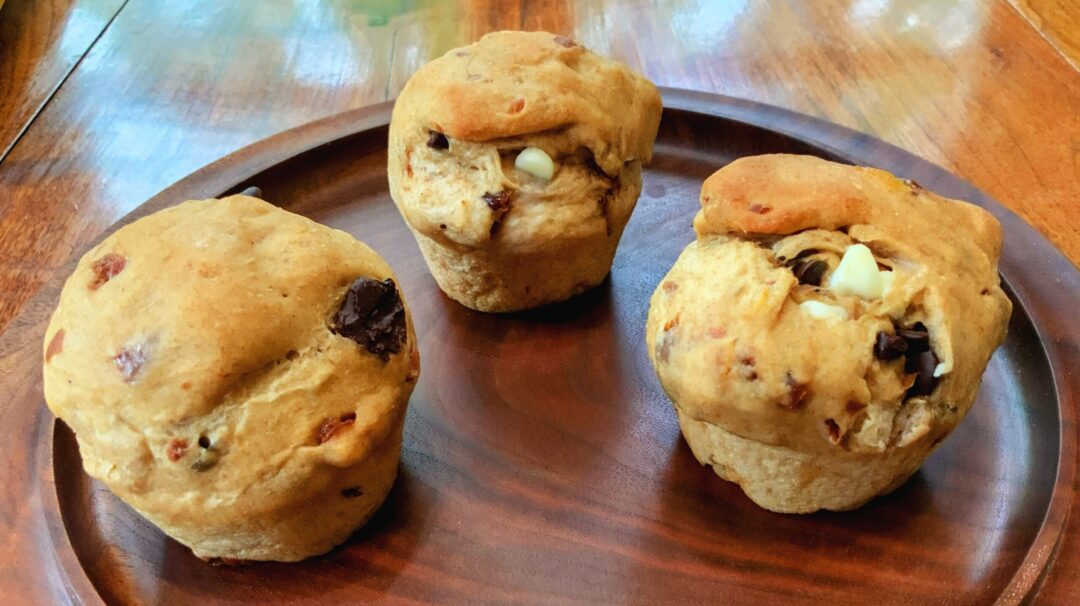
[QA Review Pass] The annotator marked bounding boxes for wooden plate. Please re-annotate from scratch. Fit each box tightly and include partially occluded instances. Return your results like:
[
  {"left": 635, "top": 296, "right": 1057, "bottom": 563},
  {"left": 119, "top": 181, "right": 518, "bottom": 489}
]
[{"left": 1, "top": 90, "right": 1077, "bottom": 605}]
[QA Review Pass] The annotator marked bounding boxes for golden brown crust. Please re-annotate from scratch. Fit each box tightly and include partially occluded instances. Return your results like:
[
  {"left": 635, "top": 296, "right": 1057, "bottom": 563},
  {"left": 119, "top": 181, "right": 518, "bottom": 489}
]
[
  {"left": 694, "top": 154, "right": 1003, "bottom": 262},
  {"left": 393, "top": 30, "right": 661, "bottom": 174},
  {"left": 694, "top": 155, "right": 873, "bottom": 236}
]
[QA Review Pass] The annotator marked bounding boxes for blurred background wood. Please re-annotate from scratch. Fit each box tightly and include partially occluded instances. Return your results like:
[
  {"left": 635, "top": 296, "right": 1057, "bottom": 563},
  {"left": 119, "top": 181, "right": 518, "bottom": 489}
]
[
  {"left": 0, "top": 0, "right": 1077, "bottom": 335},
  {"left": 1009, "top": 0, "right": 1080, "bottom": 68},
  {"left": 0, "top": 0, "right": 125, "bottom": 158}
]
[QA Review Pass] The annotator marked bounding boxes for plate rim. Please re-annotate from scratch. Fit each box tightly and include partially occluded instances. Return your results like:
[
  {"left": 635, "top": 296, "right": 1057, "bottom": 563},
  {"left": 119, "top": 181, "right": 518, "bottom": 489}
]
[{"left": 14, "top": 88, "right": 1079, "bottom": 604}]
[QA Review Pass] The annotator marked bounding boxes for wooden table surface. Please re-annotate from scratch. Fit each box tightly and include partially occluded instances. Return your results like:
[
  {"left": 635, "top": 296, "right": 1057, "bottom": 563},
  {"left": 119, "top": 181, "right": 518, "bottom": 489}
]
[
  {"left": 0, "top": 0, "right": 1078, "bottom": 334},
  {"left": 0, "top": 0, "right": 1078, "bottom": 603}
]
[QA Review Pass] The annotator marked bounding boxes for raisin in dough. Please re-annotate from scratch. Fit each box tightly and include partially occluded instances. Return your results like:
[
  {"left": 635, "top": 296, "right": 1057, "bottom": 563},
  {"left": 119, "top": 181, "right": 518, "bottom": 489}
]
[
  {"left": 646, "top": 154, "right": 1011, "bottom": 513},
  {"left": 43, "top": 195, "right": 420, "bottom": 561},
  {"left": 388, "top": 30, "right": 662, "bottom": 312}
]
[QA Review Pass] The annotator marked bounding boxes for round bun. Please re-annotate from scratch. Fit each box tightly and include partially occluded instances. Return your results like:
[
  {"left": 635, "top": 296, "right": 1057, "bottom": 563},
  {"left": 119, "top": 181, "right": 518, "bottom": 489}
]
[
  {"left": 42, "top": 195, "right": 419, "bottom": 561},
  {"left": 646, "top": 154, "right": 1011, "bottom": 513},
  {"left": 388, "top": 30, "right": 662, "bottom": 312}
]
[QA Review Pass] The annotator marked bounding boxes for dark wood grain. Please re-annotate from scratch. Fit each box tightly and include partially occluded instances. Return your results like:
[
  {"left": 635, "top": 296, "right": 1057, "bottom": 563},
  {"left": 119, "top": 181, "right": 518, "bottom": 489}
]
[
  {"left": 0, "top": 0, "right": 126, "bottom": 159},
  {"left": 0, "top": 92, "right": 1077, "bottom": 605},
  {"left": 1, "top": 0, "right": 1078, "bottom": 337}
]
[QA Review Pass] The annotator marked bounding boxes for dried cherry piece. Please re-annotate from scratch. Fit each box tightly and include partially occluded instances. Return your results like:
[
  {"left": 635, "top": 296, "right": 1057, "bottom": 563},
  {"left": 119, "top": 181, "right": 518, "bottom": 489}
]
[
  {"left": 46, "top": 329, "right": 65, "bottom": 362},
  {"left": 317, "top": 412, "right": 357, "bottom": 444},
  {"left": 167, "top": 439, "right": 188, "bottom": 462},
  {"left": 89, "top": 253, "right": 126, "bottom": 290},
  {"left": 482, "top": 190, "right": 515, "bottom": 213},
  {"left": 779, "top": 373, "right": 809, "bottom": 410}
]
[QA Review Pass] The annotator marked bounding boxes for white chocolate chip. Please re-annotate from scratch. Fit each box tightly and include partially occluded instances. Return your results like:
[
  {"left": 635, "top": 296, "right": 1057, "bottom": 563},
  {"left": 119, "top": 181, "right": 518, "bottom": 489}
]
[
  {"left": 799, "top": 300, "right": 849, "bottom": 321},
  {"left": 514, "top": 147, "right": 555, "bottom": 180},
  {"left": 933, "top": 363, "right": 948, "bottom": 377},
  {"left": 828, "top": 244, "right": 883, "bottom": 299},
  {"left": 879, "top": 270, "right": 895, "bottom": 296}
]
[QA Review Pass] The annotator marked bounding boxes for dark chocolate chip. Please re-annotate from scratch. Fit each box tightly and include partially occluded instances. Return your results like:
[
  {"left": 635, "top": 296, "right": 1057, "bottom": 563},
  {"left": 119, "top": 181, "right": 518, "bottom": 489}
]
[
  {"left": 198, "top": 435, "right": 211, "bottom": 449},
  {"left": 89, "top": 253, "right": 126, "bottom": 290},
  {"left": 791, "top": 259, "right": 828, "bottom": 286},
  {"left": 791, "top": 249, "right": 819, "bottom": 261},
  {"left": 333, "top": 278, "right": 407, "bottom": 362},
  {"left": 906, "top": 350, "right": 940, "bottom": 397},
  {"left": 873, "top": 331, "right": 908, "bottom": 360},
  {"left": 897, "top": 322, "right": 930, "bottom": 354},
  {"left": 426, "top": 131, "right": 449, "bottom": 150},
  {"left": 114, "top": 344, "right": 147, "bottom": 383},
  {"left": 482, "top": 190, "right": 515, "bottom": 213},
  {"left": 341, "top": 486, "right": 363, "bottom": 498}
]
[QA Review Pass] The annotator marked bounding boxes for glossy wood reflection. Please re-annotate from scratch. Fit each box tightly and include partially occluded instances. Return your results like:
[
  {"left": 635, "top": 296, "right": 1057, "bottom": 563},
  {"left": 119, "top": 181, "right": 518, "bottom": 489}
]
[
  {"left": 1009, "top": 0, "right": 1080, "bottom": 68},
  {"left": 0, "top": 0, "right": 125, "bottom": 159},
  {"left": 0, "top": 0, "right": 1078, "bottom": 336},
  {"left": 0, "top": 96, "right": 1076, "bottom": 605}
]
